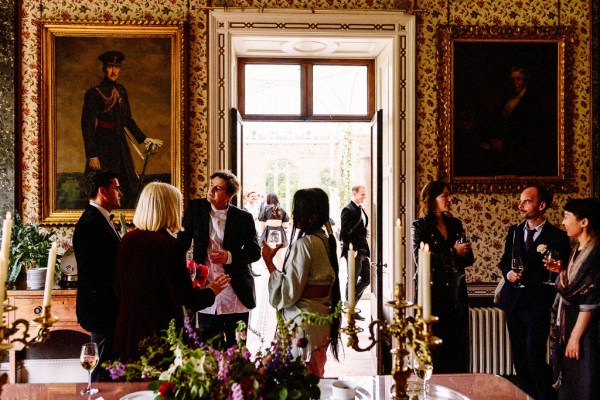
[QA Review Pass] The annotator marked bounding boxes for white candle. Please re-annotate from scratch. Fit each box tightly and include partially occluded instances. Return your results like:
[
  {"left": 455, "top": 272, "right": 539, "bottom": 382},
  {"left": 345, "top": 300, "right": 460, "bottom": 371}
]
[
  {"left": 1, "top": 212, "right": 12, "bottom": 261},
  {"left": 417, "top": 242, "right": 424, "bottom": 307},
  {"left": 0, "top": 254, "right": 6, "bottom": 316},
  {"left": 423, "top": 243, "right": 431, "bottom": 320},
  {"left": 394, "top": 219, "right": 402, "bottom": 286},
  {"left": 43, "top": 242, "right": 58, "bottom": 308},
  {"left": 348, "top": 243, "right": 356, "bottom": 314}
]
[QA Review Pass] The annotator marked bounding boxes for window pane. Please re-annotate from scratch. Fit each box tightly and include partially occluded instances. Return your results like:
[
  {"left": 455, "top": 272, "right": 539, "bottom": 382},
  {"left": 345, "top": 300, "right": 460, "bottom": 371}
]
[
  {"left": 313, "top": 65, "right": 367, "bottom": 115},
  {"left": 245, "top": 64, "right": 301, "bottom": 115}
]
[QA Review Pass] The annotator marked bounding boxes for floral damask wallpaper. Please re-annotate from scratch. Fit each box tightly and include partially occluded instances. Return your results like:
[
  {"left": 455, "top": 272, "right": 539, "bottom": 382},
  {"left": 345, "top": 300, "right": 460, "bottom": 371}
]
[{"left": 19, "top": 0, "right": 591, "bottom": 283}]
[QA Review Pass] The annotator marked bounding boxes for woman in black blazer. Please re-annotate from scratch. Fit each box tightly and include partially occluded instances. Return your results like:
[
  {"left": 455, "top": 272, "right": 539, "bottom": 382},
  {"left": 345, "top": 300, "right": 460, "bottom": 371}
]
[{"left": 411, "top": 180, "right": 474, "bottom": 373}]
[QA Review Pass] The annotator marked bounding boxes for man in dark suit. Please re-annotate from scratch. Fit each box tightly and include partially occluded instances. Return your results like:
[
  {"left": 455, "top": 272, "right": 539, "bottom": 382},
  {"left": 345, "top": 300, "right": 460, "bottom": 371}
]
[
  {"left": 340, "top": 185, "right": 370, "bottom": 321},
  {"left": 73, "top": 170, "right": 122, "bottom": 381},
  {"left": 178, "top": 170, "right": 261, "bottom": 349},
  {"left": 498, "top": 186, "right": 571, "bottom": 400}
]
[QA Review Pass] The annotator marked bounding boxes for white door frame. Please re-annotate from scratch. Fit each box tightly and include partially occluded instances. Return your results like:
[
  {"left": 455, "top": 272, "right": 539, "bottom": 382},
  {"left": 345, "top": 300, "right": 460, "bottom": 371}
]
[{"left": 208, "top": 9, "right": 417, "bottom": 302}]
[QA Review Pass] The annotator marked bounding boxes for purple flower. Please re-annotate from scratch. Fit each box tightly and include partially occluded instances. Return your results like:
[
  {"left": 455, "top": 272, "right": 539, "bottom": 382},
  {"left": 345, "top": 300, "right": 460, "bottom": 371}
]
[
  {"left": 183, "top": 311, "right": 201, "bottom": 348},
  {"left": 231, "top": 382, "right": 244, "bottom": 400},
  {"left": 106, "top": 362, "right": 126, "bottom": 380}
]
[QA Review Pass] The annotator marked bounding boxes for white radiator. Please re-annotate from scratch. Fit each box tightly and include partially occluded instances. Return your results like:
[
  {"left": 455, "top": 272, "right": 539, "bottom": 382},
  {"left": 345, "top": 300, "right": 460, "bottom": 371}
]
[{"left": 469, "top": 307, "right": 514, "bottom": 375}]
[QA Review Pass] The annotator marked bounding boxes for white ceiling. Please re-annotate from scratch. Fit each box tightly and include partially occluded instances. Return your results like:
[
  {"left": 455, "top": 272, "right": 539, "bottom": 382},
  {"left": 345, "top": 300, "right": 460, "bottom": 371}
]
[{"left": 231, "top": 35, "right": 389, "bottom": 58}]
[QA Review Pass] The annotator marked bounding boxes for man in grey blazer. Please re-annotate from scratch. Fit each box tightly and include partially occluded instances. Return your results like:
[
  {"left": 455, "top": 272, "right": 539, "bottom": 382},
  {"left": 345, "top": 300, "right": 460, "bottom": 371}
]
[
  {"left": 73, "top": 170, "right": 122, "bottom": 381},
  {"left": 178, "top": 170, "right": 261, "bottom": 349}
]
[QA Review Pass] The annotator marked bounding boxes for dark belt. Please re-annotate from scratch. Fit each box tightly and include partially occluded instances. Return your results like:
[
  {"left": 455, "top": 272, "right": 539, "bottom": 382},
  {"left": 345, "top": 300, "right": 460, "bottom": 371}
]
[
  {"left": 301, "top": 284, "right": 331, "bottom": 299},
  {"left": 97, "top": 120, "right": 116, "bottom": 129}
]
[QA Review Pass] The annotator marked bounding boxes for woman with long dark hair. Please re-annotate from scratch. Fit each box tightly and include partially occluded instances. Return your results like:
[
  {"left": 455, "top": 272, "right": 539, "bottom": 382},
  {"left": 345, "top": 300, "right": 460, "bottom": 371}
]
[
  {"left": 262, "top": 188, "right": 341, "bottom": 377},
  {"left": 410, "top": 180, "right": 474, "bottom": 373},
  {"left": 550, "top": 198, "right": 600, "bottom": 399},
  {"left": 258, "top": 193, "right": 290, "bottom": 246}
]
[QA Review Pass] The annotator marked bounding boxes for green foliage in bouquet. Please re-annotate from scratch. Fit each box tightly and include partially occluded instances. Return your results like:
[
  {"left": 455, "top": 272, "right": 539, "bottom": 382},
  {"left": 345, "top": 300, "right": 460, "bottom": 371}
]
[{"left": 104, "top": 304, "right": 342, "bottom": 400}]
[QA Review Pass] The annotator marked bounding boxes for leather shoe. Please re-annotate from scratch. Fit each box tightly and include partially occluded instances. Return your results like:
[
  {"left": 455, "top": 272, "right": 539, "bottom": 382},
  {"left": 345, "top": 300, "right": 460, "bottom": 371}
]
[{"left": 355, "top": 313, "right": 366, "bottom": 321}]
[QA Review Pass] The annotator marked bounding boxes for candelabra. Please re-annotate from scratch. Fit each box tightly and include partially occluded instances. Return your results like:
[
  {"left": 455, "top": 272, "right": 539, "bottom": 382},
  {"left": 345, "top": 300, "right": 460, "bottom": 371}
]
[
  {"left": 341, "top": 283, "right": 441, "bottom": 400},
  {"left": 0, "top": 305, "right": 58, "bottom": 352}
]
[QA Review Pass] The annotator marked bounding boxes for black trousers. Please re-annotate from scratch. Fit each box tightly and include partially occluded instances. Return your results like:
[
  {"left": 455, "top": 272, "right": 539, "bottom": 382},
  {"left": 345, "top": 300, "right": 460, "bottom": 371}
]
[
  {"left": 345, "top": 252, "right": 371, "bottom": 304},
  {"left": 196, "top": 311, "right": 249, "bottom": 350},
  {"left": 506, "top": 306, "right": 557, "bottom": 400}
]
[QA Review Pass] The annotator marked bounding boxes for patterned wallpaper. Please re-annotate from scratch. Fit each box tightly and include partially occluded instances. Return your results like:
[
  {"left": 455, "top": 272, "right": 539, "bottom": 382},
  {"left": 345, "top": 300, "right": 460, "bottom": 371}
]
[
  {"left": 18, "top": 0, "right": 592, "bottom": 283},
  {"left": 0, "top": 0, "right": 16, "bottom": 215}
]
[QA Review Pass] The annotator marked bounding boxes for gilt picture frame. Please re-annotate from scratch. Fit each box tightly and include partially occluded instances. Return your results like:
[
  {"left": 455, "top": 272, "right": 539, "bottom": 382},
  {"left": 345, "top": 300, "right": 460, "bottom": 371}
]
[
  {"left": 437, "top": 25, "right": 575, "bottom": 193},
  {"left": 38, "top": 20, "right": 186, "bottom": 225}
]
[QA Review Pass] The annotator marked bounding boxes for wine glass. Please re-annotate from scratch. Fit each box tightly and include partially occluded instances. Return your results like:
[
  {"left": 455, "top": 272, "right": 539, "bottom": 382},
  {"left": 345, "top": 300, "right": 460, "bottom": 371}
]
[
  {"left": 413, "top": 360, "right": 433, "bottom": 397},
  {"left": 188, "top": 261, "right": 197, "bottom": 281},
  {"left": 267, "top": 230, "right": 282, "bottom": 248},
  {"left": 458, "top": 231, "right": 470, "bottom": 244},
  {"left": 512, "top": 257, "right": 525, "bottom": 288},
  {"left": 80, "top": 342, "right": 99, "bottom": 395},
  {"left": 543, "top": 250, "right": 561, "bottom": 285}
]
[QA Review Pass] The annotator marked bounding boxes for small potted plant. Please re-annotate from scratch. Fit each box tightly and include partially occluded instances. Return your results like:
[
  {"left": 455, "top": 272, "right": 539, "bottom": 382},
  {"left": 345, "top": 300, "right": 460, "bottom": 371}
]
[{"left": 6, "top": 213, "right": 61, "bottom": 289}]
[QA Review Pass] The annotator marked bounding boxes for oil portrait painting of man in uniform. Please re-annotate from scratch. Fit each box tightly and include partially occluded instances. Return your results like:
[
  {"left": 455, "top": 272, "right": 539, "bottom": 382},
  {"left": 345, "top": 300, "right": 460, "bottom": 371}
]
[{"left": 54, "top": 36, "right": 173, "bottom": 210}]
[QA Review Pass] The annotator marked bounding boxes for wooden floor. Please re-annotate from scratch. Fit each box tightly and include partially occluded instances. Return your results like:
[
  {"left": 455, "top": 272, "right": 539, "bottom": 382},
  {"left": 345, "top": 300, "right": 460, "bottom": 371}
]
[{"left": 247, "top": 260, "right": 377, "bottom": 377}]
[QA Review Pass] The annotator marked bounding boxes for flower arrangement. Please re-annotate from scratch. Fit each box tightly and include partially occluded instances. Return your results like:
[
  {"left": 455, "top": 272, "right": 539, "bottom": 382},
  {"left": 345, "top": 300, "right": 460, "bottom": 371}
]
[
  {"left": 104, "top": 305, "right": 340, "bottom": 400},
  {"left": 186, "top": 260, "right": 210, "bottom": 288}
]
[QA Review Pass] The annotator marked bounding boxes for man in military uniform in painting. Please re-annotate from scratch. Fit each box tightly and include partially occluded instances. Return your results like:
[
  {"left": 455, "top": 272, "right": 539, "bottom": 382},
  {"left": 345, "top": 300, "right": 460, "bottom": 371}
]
[{"left": 81, "top": 50, "right": 163, "bottom": 209}]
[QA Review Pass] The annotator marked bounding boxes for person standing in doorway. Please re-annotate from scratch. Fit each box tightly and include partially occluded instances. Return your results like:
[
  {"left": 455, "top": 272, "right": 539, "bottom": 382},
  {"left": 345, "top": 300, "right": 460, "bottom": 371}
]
[
  {"left": 73, "top": 170, "right": 122, "bottom": 381},
  {"left": 178, "top": 170, "right": 261, "bottom": 349},
  {"left": 81, "top": 50, "right": 163, "bottom": 208},
  {"left": 340, "top": 185, "right": 370, "bottom": 321},
  {"left": 497, "top": 186, "right": 571, "bottom": 400}
]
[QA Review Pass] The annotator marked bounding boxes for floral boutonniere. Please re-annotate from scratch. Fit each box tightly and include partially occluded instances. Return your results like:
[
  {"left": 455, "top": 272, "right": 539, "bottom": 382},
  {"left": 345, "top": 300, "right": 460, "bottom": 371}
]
[{"left": 537, "top": 244, "right": 548, "bottom": 254}]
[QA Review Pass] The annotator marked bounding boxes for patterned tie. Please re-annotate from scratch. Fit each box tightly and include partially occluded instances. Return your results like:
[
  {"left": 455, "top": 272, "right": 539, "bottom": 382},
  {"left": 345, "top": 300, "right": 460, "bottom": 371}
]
[{"left": 525, "top": 228, "right": 536, "bottom": 252}]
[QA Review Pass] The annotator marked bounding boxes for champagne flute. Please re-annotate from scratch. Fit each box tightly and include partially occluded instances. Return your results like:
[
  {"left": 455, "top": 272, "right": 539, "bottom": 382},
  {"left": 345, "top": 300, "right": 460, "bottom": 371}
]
[
  {"left": 80, "top": 342, "right": 99, "bottom": 395},
  {"left": 413, "top": 360, "right": 433, "bottom": 397},
  {"left": 188, "top": 261, "right": 197, "bottom": 281},
  {"left": 267, "top": 230, "right": 282, "bottom": 248},
  {"left": 543, "top": 250, "right": 561, "bottom": 285},
  {"left": 512, "top": 257, "right": 525, "bottom": 288}
]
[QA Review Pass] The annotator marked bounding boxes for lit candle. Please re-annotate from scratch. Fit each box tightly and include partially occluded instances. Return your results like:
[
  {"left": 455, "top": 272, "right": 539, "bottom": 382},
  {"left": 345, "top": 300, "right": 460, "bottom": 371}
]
[
  {"left": 348, "top": 243, "right": 356, "bottom": 315},
  {"left": 0, "top": 254, "right": 6, "bottom": 316},
  {"left": 417, "top": 242, "right": 424, "bottom": 307},
  {"left": 43, "top": 242, "right": 58, "bottom": 308},
  {"left": 394, "top": 219, "right": 402, "bottom": 286},
  {"left": 1, "top": 212, "right": 12, "bottom": 261},
  {"left": 422, "top": 243, "right": 431, "bottom": 320}
]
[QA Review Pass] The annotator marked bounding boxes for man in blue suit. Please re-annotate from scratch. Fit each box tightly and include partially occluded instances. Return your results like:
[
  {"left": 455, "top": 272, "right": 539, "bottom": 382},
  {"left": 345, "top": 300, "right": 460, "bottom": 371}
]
[
  {"left": 73, "top": 170, "right": 122, "bottom": 381},
  {"left": 498, "top": 186, "right": 571, "bottom": 400},
  {"left": 178, "top": 170, "right": 261, "bottom": 349}
]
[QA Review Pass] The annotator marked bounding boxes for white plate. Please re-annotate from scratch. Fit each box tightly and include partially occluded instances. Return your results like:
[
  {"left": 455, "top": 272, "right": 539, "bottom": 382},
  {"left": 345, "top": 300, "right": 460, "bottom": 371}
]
[
  {"left": 330, "top": 386, "right": 370, "bottom": 400},
  {"left": 120, "top": 390, "right": 155, "bottom": 400}
]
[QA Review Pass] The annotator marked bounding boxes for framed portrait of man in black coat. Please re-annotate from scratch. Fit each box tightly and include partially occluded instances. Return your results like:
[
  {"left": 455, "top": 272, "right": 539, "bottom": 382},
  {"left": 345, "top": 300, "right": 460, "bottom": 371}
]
[{"left": 436, "top": 25, "right": 576, "bottom": 194}]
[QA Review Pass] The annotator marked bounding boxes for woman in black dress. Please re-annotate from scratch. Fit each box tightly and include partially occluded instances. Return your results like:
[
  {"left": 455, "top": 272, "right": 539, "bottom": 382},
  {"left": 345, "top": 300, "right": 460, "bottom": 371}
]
[
  {"left": 550, "top": 198, "right": 600, "bottom": 400},
  {"left": 411, "top": 180, "right": 474, "bottom": 373}
]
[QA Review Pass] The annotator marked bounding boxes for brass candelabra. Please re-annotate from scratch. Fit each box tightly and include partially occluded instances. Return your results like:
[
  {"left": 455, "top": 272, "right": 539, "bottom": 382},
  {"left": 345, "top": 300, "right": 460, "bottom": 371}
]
[
  {"left": 0, "top": 305, "right": 58, "bottom": 352},
  {"left": 341, "top": 283, "right": 441, "bottom": 400}
]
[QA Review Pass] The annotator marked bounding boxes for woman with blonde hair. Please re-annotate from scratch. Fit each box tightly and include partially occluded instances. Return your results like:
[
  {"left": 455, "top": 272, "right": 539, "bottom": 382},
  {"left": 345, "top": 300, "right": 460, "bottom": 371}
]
[{"left": 114, "top": 182, "right": 230, "bottom": 361}]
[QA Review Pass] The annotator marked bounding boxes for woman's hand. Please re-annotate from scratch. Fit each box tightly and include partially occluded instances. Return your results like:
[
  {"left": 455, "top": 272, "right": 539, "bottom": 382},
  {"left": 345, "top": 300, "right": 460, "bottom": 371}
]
[
  {"left": 207, "top": 273, "right": 230, "bottom": 296},
  {"left": 565, "top": 334, "right": 581, "bottom": 359},
  {"left": 453, "top": 241, "right": 471, "bottom": 257}
]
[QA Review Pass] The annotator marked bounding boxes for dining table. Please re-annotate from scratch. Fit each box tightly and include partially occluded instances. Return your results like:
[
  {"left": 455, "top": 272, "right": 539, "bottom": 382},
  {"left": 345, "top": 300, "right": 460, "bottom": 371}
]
[{"left": 0, "top": 373, "right": 530, "bottom": 399}]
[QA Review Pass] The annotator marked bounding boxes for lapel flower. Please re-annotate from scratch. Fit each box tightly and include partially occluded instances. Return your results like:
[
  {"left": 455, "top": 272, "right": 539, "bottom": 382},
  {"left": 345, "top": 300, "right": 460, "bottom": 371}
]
[{"left": 537, "top": 244, "right": 547, "bottom": 254}]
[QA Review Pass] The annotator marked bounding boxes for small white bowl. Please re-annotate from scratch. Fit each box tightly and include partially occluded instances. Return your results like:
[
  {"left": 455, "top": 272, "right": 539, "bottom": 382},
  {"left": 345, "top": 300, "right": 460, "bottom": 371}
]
[{"left": 331, "top": 380, "right": 357, "bottom": 400}]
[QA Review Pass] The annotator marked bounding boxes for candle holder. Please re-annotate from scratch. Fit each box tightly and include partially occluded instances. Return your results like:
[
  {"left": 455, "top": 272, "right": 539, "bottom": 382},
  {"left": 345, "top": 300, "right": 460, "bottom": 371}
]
[
  {"left": 340, "top": 283, "right": 442, "bottom": 400},
  {"left": 0, "top": 304, "right": 58, "bottom": 352}
]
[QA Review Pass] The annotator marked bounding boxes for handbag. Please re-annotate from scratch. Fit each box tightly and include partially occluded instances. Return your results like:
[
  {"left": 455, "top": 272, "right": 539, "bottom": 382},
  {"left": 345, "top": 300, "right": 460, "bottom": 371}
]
[{"left": 493, "top": 276, "right": 505, "bottom": 305}]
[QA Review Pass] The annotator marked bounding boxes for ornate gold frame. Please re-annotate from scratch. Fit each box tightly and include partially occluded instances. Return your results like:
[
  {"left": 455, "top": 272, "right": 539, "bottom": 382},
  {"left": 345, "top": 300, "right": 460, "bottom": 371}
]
[
  {"left": 38, "top": 20, "right": 186, "bottom": 225},
  {"left": 436, "top": 25, "right": 575, "bottom": 194}
]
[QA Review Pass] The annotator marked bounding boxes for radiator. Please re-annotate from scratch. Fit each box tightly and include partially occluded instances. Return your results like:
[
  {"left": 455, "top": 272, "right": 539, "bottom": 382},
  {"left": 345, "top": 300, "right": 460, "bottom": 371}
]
[{"left": 469, "top": 307, "right": 514, "bottom": 375}]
